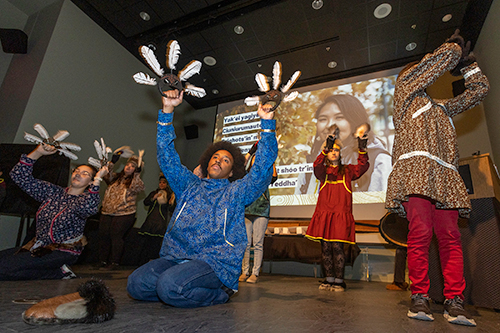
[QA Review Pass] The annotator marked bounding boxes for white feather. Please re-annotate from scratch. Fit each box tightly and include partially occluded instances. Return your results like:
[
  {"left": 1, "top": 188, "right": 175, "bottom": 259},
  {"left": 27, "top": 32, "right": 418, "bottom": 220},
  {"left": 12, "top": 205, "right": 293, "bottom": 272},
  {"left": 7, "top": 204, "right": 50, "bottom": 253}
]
[
  {"left": 244, "top": 96, "right": 260, "bottom": 106},
  {"left": 283, "top": 90, "right": 299, "bottom": 102},
  {"left": 272, "top": 61, "right": 282, "bottom": 90},
  {"left": 34, "top": 124, "right": 50, "bottom": 139},
  {"left": 94, "top": 140, "right": 103, "bottom": 160},
  {"left": 255, "top": 73, "right": 269, "bottom": 92},
  {"left": 53, "top": 130, "right": 69, "bottom": 141},
  {"left": 133, "top": 72, "right": 157, "bottom": 86},
  {"left": 100, "top": 138, "right": 107, "bottom": 158},
  {"left": 59, "top": 142, "right": 81, "bottom": 151},
  {"left": 166, "top": 40, "right": 181, "bottom": 70},
  {"left": 138, "top": 149, "right": 144, "bottom": 168},
  {"left": 281, "top": 71, "right": 301, "bottom": 93},
  {"left": 178, "top": 60, "right": 202, "bottom": 82},
  {"left": 139, "top": 46, "right": 164, "bottom": 77},
  {"left": 184, "top": 84, "right": 206, "bottom": 98},
  {"left": 24, "top": 133, "right": 43, "bottom": 144},
  {"left": 59, "top": 148, "right": 78, "bottom": 160},
  {"left": 88, "top": 157, "right": 102, "bottom": 169}
]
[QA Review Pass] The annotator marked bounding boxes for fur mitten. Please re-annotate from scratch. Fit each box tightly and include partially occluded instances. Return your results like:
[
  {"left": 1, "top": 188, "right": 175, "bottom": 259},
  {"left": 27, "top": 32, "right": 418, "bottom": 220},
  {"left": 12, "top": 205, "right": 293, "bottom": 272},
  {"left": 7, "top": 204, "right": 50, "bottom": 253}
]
[{"left": 22, "top": 279, "right": 115, "bottom": 325}]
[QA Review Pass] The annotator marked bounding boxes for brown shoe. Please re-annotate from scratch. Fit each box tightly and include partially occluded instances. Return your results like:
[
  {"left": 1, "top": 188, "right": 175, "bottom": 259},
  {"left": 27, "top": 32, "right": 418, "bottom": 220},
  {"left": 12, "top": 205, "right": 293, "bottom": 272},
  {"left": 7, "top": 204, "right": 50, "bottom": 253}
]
[
  {"left": 246, "top": 274, "right": 259, "bottom": 283},
  {"left": 386, "top": 282, "right": 409, "bottom": 291},
  {"left": 238, "top": 273, "right": 249, "bottom": 282}
]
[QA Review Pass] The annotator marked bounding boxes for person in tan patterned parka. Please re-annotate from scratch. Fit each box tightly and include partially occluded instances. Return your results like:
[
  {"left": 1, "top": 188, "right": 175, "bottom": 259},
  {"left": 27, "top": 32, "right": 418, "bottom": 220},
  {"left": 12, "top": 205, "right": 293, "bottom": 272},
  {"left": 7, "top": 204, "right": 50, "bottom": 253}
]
[{"left": 385, "top": 30, "right": 489, "bottom": 326}]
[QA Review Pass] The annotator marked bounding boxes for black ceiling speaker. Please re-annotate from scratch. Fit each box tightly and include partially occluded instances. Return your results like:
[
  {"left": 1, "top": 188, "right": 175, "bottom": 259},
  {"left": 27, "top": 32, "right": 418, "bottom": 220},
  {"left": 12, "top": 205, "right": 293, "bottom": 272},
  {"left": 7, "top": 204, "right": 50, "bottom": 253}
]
[
  {"left": 0, "top": 29, "right": 28, "bottom": 54},
  {"left": 184, "top": 124, "right": 199, "bottom": 140}
]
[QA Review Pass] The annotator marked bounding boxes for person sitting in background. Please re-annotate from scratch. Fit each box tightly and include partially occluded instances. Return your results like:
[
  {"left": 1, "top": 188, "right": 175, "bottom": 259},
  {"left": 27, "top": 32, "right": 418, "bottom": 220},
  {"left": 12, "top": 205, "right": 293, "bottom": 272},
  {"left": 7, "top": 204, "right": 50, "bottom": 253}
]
[
  {"left": 137, "top": 174, "right": 176, "bottom": 265},
  {"left": 127, "top": 90, "right": 277, "bottom": 308},
  {"left": 97, "top": 154, "right": 145, "bottom": 270},
  {"left": 0, "top": 144, "right": 107, "bottom": 280}
]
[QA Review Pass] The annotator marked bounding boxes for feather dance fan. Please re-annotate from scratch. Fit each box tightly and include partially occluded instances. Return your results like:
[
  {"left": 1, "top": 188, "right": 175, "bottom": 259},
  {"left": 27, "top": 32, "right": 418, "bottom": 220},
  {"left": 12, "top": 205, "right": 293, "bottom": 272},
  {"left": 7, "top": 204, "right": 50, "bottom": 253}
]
[
  {"left": 244, "top": 61, "right": 301, "bottom": 112},
  {"left": 23, "top": 123, "right": 81, "bottom": 160},
  {"left": 133, "top": 40, "right": 206, "bottom": 98}
]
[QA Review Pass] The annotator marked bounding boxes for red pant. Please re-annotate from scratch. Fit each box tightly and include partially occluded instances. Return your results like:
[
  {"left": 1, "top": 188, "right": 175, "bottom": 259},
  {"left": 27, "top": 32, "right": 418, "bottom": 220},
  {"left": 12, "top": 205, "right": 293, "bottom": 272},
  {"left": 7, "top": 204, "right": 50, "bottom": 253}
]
[{"left": 403, "top": 196, "right": 465, "bottom": 299}]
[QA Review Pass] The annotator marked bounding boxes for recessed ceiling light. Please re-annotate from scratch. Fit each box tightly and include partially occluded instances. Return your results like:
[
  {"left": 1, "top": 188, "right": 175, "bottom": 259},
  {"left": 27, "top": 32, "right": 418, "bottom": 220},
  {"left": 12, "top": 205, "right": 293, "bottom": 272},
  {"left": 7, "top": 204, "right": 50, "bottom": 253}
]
[
  {"left": 234, "top": 25, "right": 244, "bottom": 35},
  {"left": 257, "top": 63, "right": 262, "bottom": 68},
  {"left": 373, "top": 3, "right": 392, "bottom": 19},
  {"left": 442, "top": 14, "right": 453, "bottom": 22},
  {"left": 411, "top": 24, "right": 417, "bottom": 29},
  {"left": 139, "top": 12, "right": 150, "bottom": 21},
  {"left": 312, "top": 0, "right": 323, "bottom": 10},
  {"left": 328, "top": 61, "right": 337, "bottom": 69},
  {"left": 212, "top": 89, "right": 219, "bottom": 95},
  {"left": 203, "top": 56, "right": 217, "bottom": 66},
  {"left": 406, "top": 42, "right": 417, "bottom": 51}
]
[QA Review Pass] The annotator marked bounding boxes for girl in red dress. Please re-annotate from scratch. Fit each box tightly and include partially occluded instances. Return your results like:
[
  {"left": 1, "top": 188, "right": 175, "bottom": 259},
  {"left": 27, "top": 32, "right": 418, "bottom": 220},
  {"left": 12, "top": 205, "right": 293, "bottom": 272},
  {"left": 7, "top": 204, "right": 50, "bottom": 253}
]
[{"left": 306, "top": 134, "right": 369, "bottom": 291}]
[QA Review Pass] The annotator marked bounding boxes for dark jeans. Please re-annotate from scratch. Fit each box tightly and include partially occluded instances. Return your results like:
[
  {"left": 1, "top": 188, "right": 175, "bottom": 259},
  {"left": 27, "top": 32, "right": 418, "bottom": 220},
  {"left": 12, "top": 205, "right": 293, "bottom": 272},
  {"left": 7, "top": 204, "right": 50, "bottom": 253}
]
[
  {"left": 127, "top": 258, "right": 230, "bottom": 308},
  {"left": 98, "top": 213, "right": 136, "bottom": 264},
  {"left": 0, "top": 247, "right": 78, "bottom": 280}
]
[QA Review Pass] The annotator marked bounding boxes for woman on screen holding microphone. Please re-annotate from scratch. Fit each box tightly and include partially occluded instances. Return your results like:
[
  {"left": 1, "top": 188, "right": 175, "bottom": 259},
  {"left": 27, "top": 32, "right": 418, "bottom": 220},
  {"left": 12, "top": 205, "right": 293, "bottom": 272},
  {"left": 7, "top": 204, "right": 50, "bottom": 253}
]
[{"left": 305, "top": 126, "right": 369, "bottom": 291}]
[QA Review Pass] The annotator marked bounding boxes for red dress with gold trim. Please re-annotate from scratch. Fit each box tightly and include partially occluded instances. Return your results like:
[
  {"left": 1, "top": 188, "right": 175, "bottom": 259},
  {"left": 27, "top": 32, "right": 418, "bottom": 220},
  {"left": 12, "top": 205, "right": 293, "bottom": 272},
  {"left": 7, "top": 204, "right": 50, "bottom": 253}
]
[{"left": 305, "top": 150, "right": 369, "bottom": 244}]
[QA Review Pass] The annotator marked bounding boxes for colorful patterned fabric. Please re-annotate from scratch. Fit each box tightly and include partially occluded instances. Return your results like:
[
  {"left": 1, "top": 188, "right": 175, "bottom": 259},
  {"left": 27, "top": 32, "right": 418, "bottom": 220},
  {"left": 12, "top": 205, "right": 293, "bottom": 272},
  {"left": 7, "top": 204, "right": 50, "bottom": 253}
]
[
  {"left": 156, "top": 111, "right": 277, "bottom": 291},
  {"left": 385, "top": 42, "right": 490, "bottom": 218},
  {"left": 306, "top": 151, "right": 369, "bottom": 244},
  {"left": 101, "top": 170, "right": 144, "bottom": 216},
  {"left": 10, "top": 155, "right": 100, "bottom": 254}
]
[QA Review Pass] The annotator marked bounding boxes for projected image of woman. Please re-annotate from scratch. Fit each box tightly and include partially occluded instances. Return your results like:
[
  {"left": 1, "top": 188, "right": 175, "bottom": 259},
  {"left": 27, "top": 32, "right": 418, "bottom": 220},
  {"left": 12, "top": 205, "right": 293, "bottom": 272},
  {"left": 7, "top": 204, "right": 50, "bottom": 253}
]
[{"left": 295, "top": 94, "right": 391, "bottom": 194}]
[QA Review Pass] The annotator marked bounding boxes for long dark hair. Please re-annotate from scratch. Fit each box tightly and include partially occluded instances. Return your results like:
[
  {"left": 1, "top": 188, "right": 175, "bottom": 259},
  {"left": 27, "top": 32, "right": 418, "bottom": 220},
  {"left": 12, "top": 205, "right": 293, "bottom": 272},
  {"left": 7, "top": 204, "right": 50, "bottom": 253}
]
[{"left": 110, "top": 168, "right": 135, "bottom": 188}]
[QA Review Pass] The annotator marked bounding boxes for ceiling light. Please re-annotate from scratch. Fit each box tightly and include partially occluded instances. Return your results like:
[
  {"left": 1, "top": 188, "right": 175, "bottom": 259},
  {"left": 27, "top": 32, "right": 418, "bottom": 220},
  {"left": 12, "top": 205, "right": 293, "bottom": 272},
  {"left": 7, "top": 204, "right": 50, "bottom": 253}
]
[
  {"left": 406, "top": 42, "right": 417, "bottom": 51},
  {"left": 411, "top": 24, "right": 417, "bottom": 29},
  {"left": 257, "top": 63, "right": 262, "bottom": 68},
  {"left": 442, "top": 14, "right": 453, "bottom": 22},
  {"left": 139, "top": 12, "right": 150, "bottom": 21},
  {"left": 203, "top": 56, "right": 217, "bottom": 66},
  {"left": 328, "top": 61, "right": 337, "bottom": 69},
  {"left": 234, "top": 25, "right": 244, "bottom": 35},
  {"left": 373, "top": 3, "right": 392, "bottom": 19},
  {"left": 312, "top": 0, "right": 323, "bottom": 10},
  {"left": 212, "top": 89, "right": 219, "bottom": 95}
]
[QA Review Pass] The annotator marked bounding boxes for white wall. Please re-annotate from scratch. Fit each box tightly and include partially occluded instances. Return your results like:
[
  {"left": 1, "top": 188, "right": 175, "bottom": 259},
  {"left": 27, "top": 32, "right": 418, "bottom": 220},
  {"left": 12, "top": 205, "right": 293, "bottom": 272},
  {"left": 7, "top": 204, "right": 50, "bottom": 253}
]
[{"left": 0, "top": 0, "right": 195, "bottom": 250}]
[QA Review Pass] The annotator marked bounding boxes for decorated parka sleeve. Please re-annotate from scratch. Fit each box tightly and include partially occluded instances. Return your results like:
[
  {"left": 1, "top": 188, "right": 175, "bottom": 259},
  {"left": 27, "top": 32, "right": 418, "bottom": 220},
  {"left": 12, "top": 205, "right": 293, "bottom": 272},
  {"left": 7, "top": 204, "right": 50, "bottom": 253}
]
[
  {"left": 435, "top": 62, "right": 489, "bottom": 118},
  {"left": 238, "top": 119, "right": 278, "bottom": 207},
  {"left": 397, "top": 42, "right": 462, "bottom": 98},
  {"left": 9, "top": 154, "right": 58, "bottom": 203},
  {"left": 128, "top": 172, "right": 145, "bottom": 194},
  {"left": 313, "top": 151, "right": 327, "bottom": 181},
  {"left": 73, "top": 184, "right": 101, "bottom": 219},
  {"left": 156, "top": 111, "right": 199, "bottom": 198},
  {"left": 348, "top": 151, "right": 370, "bottom": 181}
]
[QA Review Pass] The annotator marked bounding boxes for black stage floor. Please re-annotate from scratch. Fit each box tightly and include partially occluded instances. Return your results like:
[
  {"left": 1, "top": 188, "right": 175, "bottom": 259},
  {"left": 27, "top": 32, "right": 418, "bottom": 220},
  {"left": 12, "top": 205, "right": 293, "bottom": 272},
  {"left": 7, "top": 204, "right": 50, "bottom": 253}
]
[{"left": 1, "top": 264, "right": 499, "bottom": 332}]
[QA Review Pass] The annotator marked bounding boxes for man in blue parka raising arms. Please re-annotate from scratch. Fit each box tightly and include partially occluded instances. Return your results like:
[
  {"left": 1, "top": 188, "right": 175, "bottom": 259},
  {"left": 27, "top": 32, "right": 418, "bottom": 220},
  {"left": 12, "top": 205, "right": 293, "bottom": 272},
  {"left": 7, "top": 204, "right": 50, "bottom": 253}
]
[{"left": 127, "top": 90, "right": 277, "bottom": 308}]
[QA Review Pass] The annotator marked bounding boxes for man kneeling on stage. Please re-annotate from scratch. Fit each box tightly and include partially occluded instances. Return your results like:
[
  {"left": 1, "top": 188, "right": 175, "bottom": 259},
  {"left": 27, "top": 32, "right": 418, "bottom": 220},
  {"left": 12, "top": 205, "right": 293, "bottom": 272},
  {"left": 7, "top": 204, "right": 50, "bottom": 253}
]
[{"left": 127, "top": 90, "right": 277, "bottom": 308}]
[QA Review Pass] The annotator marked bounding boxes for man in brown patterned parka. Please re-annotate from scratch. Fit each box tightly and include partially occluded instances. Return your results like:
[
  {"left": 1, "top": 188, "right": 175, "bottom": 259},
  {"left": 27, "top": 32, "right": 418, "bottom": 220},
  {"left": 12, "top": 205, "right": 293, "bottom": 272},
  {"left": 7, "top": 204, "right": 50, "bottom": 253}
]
[{"left": 385, "top": 30, "right": 489, "bottom": 326}]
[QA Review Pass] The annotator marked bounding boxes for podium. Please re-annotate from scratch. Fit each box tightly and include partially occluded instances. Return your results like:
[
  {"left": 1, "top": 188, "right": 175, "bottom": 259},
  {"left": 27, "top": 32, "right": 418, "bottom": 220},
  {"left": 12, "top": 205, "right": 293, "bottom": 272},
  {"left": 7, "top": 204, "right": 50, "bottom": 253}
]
[{"left": 428, "top": 154, "right": 500, "bottom": 309}]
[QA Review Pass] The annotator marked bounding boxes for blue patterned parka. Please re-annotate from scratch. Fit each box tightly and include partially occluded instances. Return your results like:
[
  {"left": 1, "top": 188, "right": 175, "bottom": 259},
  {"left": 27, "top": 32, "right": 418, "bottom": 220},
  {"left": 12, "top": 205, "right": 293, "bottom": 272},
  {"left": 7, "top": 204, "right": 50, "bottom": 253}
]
[
  {"left": 10, "top": 155, "right": 101, "bottom": 255},
  {"left": 157, "top": 111, "right": 277, "bottom": 291}
]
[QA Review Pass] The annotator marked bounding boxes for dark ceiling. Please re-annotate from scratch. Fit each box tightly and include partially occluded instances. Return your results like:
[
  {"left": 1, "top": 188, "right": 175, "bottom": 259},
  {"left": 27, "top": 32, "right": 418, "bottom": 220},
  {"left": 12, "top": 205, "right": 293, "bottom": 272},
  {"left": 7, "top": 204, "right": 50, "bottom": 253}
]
[{"left": 71, "top": 0, "right": 493, "bottom": 109}]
